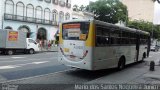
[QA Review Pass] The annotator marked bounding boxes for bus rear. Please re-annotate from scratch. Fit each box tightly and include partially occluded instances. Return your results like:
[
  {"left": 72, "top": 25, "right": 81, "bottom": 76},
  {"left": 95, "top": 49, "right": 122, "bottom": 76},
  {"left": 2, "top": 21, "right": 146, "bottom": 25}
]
[{"left": 58, "top": 20, "right": 95, "bottom": 70}]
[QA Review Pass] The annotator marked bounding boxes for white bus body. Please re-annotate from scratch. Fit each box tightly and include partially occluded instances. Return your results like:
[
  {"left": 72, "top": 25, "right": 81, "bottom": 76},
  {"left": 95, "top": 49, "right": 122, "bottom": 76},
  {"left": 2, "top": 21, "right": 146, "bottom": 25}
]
[{"left": 58, "top": 20, "right": 150, "bottom": 70}]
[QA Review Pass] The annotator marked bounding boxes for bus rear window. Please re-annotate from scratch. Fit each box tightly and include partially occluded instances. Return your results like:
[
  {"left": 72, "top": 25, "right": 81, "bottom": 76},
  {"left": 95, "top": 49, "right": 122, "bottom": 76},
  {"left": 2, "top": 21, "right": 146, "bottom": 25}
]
[{"left": 62, "top": 22, "right": 89, "bottom": 40}]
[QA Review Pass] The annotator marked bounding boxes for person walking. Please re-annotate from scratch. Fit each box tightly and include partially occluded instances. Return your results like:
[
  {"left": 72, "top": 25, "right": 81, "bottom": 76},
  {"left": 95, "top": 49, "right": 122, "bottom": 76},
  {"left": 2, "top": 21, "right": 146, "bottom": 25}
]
[
  {"left": 39, "top": 40, "right": 42, "bottom": 51},
  {"left": 48, "top": 40, "right": 51, "bottom": 50}
]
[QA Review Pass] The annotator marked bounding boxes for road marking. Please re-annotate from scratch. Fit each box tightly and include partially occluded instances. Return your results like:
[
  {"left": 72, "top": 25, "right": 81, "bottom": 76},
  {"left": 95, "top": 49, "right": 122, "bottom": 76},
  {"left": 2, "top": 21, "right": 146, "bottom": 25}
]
[
  {"left": 11, "top": 57, "right": 25, "bottom": 59},
  {"left": 0, "top": 61, "right": 50, "bottom": 70},
  {"left": 32, "top": 61, "right": 49, "bottom": 64},
  {"left": 0, "top": 65, "right": 20, "bottom": 69},
  {"left": 0, "top": 60, "right": 28, "bottom": 62},
  {"left": 0, "top": 58, "right": 10, "bottom": 60},
  {"left": 0, "top": 57, "right": 57, "bottom": 62}
]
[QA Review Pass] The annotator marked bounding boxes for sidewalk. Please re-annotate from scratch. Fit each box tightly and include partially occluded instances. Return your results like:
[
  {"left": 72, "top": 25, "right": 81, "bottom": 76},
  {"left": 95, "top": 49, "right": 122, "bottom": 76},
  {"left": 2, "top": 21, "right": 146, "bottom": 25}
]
[{"left": 39, "top": 46, "right": 58, "bottom": 52}]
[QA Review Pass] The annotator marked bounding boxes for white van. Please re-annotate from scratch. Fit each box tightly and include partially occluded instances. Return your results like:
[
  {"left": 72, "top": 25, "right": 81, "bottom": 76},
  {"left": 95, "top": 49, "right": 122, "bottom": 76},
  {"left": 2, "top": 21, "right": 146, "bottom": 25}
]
[
  {"left": 26, "top": 38, "right": 40, "bottom": 54},
  {"left": 0, "top": 30, "right": 40, "bottom": 55}
]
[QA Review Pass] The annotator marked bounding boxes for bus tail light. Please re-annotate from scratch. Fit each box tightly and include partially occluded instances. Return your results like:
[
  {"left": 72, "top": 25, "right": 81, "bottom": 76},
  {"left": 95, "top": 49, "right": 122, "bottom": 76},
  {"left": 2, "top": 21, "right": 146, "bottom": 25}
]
[
  {"left": 84, "top": 50, "right": 88, "bottom": 57},
  {"left": 80, "top": 50, "right": 88, "bottom": 59},
  {"left": 60, "top": 47, "right": 64, "bottom": 55}
]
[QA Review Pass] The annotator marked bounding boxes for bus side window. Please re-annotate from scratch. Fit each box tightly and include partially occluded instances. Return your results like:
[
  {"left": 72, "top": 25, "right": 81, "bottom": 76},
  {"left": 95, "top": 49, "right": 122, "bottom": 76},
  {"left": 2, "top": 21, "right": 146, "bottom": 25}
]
[
  {"left": 122, "top": 31, "right": 130, "bottom": 45},
  {"left": 110, "top": 28, "right": 121, "bottom": 45},
  {"left": 96, "top": 26, "right": 102, "bottom": 46},
  {"left": 96, "top": 25, "right": 110, "bottom": 47}
]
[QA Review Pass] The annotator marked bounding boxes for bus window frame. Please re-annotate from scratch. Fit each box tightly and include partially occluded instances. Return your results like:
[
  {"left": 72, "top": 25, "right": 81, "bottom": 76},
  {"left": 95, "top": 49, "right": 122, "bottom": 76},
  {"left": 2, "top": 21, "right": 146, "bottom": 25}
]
[
  {"left": 62, "top": 22, "right": 90, "bottom": 41},
  {"left": 95, "top": 24, "right": 110, "bottom": 47}
]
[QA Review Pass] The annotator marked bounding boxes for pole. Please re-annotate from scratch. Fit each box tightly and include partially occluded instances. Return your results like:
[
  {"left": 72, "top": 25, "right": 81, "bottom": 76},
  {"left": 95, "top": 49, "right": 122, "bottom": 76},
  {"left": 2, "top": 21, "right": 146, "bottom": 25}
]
[
  {"left": 1, "top": 15, "right": 4, "bottom": 29},
  {"left": 152, "top": 24, "right": 154, "bottom": 40}
]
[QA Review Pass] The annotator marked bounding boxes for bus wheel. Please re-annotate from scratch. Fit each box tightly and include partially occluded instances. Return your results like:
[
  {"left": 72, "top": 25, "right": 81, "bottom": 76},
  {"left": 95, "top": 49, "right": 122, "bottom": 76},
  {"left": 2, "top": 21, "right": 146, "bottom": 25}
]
[{"left": 117, "top": 57, "right": 125, "bottom": 70}]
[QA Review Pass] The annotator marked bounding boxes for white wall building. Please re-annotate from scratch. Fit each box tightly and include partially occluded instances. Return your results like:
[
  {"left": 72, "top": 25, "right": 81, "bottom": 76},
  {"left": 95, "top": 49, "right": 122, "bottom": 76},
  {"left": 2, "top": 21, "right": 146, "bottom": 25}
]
[
  {"left": 0, "top": 0, "right": 72, "bottom": 41},
  {"left": 72, "top": 11, "right": 94, "bottom": 20},
  {"left": 121, "top": 0, "right": 154, "bottom": 22},
  {"left": 153, "top": 0, "right": 160, "bottom": 25}
]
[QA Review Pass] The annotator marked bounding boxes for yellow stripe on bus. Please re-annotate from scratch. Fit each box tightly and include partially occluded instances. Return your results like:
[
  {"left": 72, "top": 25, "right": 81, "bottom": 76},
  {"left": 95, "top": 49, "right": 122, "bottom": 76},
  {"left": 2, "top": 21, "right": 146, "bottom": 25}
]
[
  {"left": 59, "top": 23, "right": 63, "bottom": 44},
  {"left": 86, "top": 21, "right": 95, "bottom": 47}
]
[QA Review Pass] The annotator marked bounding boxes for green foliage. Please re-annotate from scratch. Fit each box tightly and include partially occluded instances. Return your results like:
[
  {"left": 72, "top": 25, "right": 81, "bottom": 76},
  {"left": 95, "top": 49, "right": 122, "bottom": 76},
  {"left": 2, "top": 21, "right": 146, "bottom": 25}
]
[
  {"left": 73, "top": 5, "right": 79, "bottom": 11},
  {"left": 86, "top": 0, "right": 128, "bottom": 24},
  {"left": 73, "top": 5, "right": 86, "bottom": 12},
  {"left": 127, "top": 20, "right": 160, "bottom": 39}
]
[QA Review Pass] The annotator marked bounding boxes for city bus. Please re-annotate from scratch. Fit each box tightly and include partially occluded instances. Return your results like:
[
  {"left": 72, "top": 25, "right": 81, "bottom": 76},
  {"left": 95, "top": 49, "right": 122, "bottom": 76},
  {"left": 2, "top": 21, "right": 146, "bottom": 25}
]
[{"left": 58, "top": 20, "right": 150, "bottom": 70}]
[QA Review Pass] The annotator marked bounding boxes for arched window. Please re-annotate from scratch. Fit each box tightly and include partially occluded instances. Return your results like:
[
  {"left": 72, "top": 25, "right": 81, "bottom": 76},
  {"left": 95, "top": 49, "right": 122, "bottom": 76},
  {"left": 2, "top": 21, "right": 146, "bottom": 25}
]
[
  {"left": 52, "top": 10, "right": 58, "bottom": 22},
  {"left": 59, "top": 11, "right": 64, "bottom": 22},
  {"left": 44, "top": 8, "right": 50, "bottom": 20},
  {"left": 66, "top": 0, "right": 71, "bottom": 4},
  {"left": 26, "top": 4, "right": 34, "bottom": 18},
  {"left": 18, "top": 25, "right": 31, "bottom": 38},
  {"left": 65, "top": 13, "right": 70, "bottom": 20},
  {"left": 5, "top": 26, "right": 13, "bottom": 30},
  {"left": 35, "top": 6, "right": 43, "bottom": 19},
  {"left": 16, "top": 2, "right": 24, "bottom": 16},
  {"left": 5, "top": 0, "right": 14, "bottom": 14},
  {"left": 45, "top": 0, "right": 51, "bottom": 3}
]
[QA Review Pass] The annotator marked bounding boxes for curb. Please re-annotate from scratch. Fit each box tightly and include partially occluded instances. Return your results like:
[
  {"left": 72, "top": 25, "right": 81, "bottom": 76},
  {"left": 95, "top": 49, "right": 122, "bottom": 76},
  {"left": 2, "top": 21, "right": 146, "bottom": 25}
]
[
  {"left": 145, "top": 60, "right": 160, "bottom": 66},
  {"left": 144, "top": 74, "right": 160, "bottom": 80}
]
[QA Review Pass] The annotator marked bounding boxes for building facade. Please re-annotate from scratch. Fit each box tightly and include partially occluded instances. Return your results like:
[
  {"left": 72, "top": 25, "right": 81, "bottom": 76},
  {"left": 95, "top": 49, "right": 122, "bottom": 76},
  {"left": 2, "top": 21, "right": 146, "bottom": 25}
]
[
  {"left": 72, "top": 11, "right": 94, "bottom": 20},
  {"left": 121, "top": 0, "right": 154, "bottom": 22},
  {"left": 0, "top": 0, "right": 72, "bottom": 41}
]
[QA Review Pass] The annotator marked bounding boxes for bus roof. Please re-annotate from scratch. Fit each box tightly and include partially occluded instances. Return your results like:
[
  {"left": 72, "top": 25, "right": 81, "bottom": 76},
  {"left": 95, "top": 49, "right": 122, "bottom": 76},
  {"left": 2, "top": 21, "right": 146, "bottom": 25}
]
[
  {"left": 61, "top": 19, "right": 150, "bottom": 35},
  {"left": 61, "top": 19, "right": 92, "bottom": 23},
  {"left": 94, "top": 20, "right": 150, "bottom": 35}
]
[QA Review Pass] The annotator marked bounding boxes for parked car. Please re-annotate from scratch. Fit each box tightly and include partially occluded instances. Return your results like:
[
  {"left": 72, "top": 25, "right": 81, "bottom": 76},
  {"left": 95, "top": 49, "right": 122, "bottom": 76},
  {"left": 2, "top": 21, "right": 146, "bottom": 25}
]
[{"left": 150, "top": 45, "right": 159, "bottom": 52}]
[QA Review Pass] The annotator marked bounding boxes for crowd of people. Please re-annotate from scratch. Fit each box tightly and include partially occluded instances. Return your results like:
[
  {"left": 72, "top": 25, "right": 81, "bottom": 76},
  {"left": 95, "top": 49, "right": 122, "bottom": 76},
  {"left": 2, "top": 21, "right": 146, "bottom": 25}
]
[{"left": 37, "top": 40, "right": 56, "bottom": 51}]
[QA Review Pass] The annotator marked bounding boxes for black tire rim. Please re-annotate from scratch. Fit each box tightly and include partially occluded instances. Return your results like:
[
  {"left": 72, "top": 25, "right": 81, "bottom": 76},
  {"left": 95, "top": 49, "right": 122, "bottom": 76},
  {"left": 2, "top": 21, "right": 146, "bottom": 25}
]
[
  {"left": 8, "top": 50, "right": 13, "bottom": 55},
  {"left": 30, "top": 49, "right": 34, "bottom": 54}
]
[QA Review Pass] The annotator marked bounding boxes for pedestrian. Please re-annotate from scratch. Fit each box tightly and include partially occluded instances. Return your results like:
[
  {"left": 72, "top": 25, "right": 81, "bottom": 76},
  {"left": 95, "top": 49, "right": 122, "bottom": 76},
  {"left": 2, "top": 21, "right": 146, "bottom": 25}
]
[
  {"left": 39, "top": 40, "right": 42, "bottom": 51},
  {"left": 48, "top": 40, "right": 51, "bottom": 50}
]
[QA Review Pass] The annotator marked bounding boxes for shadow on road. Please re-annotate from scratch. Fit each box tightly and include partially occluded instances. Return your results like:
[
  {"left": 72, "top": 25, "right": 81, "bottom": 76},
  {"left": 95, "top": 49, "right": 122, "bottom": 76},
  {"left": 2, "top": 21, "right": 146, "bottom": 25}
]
[{"left": 65, "top": 61, "right": 145, "bottom": 81}]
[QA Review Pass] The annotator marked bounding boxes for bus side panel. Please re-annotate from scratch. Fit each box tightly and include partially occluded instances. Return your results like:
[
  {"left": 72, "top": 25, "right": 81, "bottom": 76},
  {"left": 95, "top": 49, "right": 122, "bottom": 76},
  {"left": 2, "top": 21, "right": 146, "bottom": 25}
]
[
  {"left": 139, "top": 45, "right": 147, "bottom": 61},
  {"left": 93, "top": 46, "right": 137, "bottom": 70},
  {"left": 93, "top": 47, "right": 118, "bottom": 70}
]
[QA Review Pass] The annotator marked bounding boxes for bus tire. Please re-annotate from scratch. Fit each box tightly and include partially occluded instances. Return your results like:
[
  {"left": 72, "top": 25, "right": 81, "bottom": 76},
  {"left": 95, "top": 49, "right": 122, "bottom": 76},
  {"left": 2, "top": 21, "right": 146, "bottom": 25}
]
[{"left": 117, "top": 57, "right": 125, "bottom": 71}]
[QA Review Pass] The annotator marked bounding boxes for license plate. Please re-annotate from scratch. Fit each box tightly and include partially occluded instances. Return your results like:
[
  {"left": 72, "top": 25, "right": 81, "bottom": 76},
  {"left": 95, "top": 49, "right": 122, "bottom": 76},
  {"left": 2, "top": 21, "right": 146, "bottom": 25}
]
[{"left": 64, "top": 48, "right": 69, "bottom": 52}]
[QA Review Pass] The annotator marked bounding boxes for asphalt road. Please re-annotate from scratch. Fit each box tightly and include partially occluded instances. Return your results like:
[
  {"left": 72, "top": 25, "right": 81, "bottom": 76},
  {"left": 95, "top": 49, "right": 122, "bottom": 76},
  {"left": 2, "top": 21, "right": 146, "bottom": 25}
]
[
  {"left": 0, "top": 51, "right": 160, "bottom": 90},
  {"left": 0, "top": 51, "right": 160, "bottom": 82},
  {"left": 0, "top": 52, "right": 71, "bottom": 81}
]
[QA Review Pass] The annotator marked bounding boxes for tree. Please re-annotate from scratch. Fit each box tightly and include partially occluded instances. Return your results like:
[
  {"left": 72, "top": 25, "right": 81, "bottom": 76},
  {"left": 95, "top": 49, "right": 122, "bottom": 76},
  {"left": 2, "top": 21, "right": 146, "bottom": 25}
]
[
  {"left": 79, "top": 5, "right": 86, "bottom": 11},
  {"left": 73, "top": 5, "right": 79, "bottom": 11},
  {"left": 152, "top": 0, "right": 160, "bottom": 3},
  {"left": 86, "top": 0, "right": 128, "bottom": 24},
  {"left": 127, "top": 20, "right": 160, "bottom": 39}
]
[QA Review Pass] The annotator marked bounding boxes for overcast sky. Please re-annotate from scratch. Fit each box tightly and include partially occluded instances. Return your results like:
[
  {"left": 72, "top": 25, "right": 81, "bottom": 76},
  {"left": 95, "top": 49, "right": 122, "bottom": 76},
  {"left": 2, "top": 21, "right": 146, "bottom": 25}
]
[{"left": 72, "top": 0, "right": 97, "bottom": 6}]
